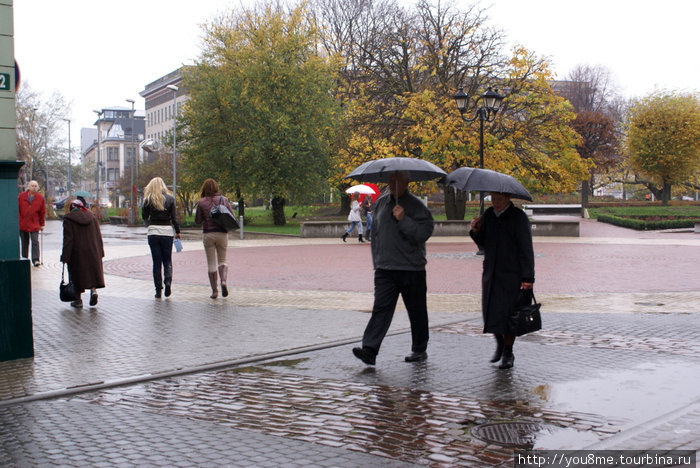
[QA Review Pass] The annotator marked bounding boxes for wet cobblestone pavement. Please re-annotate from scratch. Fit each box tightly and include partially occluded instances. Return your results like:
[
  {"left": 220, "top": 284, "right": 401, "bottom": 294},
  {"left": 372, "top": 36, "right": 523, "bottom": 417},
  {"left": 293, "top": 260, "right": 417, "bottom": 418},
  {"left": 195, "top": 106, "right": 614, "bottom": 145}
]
[{"left": 0, "top": 219, "right": 699, "bottom": 466}]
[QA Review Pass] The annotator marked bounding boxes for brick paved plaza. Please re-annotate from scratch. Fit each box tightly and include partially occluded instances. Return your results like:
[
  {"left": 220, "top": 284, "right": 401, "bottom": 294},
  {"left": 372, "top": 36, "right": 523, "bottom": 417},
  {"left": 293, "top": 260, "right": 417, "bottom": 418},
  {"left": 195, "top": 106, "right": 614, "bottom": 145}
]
[{"left": 0, "top": 218, "right": 698, "bottom": 466}]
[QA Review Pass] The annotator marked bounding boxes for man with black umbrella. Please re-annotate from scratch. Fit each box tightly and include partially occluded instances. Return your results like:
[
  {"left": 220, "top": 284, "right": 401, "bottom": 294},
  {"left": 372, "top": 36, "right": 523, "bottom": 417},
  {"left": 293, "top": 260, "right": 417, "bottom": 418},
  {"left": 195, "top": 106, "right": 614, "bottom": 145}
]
[{"left": 352, "top": 171, "right": 435, "bottom": 365}]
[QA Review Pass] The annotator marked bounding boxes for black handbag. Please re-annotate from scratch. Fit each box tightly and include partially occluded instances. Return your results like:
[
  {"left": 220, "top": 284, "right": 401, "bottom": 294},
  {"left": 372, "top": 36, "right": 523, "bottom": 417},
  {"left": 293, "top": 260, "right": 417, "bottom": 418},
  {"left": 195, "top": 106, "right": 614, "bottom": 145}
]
[
  {"left": 59, "top": 263, "right": 79, "bottom": 302},
  {"left": 210, "top": 197, "right": 239, "bottom": 232},
  {"left": 509, "top": 290, "right": 542, "bottom": 336}
]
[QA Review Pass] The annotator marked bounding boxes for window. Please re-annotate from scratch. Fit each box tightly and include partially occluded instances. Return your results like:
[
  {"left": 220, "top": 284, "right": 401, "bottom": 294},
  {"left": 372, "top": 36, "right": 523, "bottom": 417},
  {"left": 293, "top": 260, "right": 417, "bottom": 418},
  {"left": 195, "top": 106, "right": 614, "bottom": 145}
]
[
  {"left": 106, "top": 147, "right": 119, "bottom": 161},
  {"left": 126, "top": 147, "right": 135, "bottom": 165},
  {"left": 107, "top": 168, "right": 119, "bottom": 182}
]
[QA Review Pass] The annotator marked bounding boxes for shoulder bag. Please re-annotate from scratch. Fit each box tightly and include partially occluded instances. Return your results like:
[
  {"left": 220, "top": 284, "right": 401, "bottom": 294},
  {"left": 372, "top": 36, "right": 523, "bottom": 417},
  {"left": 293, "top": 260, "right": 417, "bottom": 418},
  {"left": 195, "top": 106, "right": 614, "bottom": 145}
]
[
  {"left": 59, "top": 263, "right": 79, "bottom": 302},
  {"left": 509, "top": 290, "right": 542, "bottom": 336},
  {"left": 210, "top": 196, "right": 240, "bottom": 232}
]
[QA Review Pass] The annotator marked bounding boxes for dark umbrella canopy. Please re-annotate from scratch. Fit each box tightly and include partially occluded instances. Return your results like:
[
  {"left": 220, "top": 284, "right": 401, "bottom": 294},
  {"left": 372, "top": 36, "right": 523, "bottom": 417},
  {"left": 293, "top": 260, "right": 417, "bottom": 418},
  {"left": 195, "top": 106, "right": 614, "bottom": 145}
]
[
  {"left": 345, "top": 157, "right": 446, "bottom": 183},
  {"left": 444, "top": 167, "right": 533, "bottom": 201}
]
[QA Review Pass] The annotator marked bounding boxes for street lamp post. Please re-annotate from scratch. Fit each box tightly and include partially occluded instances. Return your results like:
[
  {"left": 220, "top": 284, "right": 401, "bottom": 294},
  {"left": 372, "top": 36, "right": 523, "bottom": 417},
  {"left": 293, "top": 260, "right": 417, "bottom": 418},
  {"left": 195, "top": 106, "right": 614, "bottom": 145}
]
[
  {"left": 93, "top": 109, "right": 103, "bottom": 218},
  {"left": 62, "top": 118, "right": 71, "bottom": 198},
  {"left": 166, "top": 84, "right": 178, "bottom": 203},
  {"left": 126, "top": 99, "right": 136, "bottom": 224},
  {"left": 452, "top": 86, "right": 504, "bottom": 216}
]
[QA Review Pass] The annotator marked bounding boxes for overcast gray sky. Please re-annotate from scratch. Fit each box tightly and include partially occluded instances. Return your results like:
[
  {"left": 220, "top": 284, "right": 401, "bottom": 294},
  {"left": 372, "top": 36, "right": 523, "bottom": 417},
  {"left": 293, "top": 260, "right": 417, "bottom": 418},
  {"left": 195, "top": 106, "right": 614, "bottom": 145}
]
[{"left": 13, "top": 0, "right": 700, "bottom": 148}]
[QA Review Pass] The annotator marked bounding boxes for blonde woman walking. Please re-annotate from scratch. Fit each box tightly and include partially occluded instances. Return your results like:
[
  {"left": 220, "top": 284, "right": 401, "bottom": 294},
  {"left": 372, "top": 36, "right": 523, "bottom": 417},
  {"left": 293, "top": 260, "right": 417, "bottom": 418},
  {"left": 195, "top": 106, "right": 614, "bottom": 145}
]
[
  {"left": 142, "top": 177, "right": 181, "bottom": 298},
  {"left": 194, "top": 178, "right": 232, "bottom": 299}
]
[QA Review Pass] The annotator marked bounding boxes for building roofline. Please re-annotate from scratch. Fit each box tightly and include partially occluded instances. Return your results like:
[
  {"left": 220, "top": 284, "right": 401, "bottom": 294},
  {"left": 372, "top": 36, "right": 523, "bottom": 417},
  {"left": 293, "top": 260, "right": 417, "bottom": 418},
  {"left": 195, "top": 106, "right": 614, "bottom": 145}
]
[{"left": 140, "top": 66, "right": 191, "bottom": 98}]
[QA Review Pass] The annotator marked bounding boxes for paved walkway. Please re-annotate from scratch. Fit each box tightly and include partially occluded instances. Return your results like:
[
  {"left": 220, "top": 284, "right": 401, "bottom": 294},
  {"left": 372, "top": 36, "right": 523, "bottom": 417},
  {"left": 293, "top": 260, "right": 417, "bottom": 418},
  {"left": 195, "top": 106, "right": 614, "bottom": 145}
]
[{"left": 1, "top": 219, "right": 699, "bottom": 466}]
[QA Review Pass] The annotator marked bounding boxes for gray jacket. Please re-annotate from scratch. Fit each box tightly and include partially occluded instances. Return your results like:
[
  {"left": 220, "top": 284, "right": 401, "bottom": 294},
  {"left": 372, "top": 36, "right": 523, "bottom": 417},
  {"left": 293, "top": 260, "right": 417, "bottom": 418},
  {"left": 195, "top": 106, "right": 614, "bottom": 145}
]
[{"left": 371, "top": 191, "right": 434, "bottom": 271}]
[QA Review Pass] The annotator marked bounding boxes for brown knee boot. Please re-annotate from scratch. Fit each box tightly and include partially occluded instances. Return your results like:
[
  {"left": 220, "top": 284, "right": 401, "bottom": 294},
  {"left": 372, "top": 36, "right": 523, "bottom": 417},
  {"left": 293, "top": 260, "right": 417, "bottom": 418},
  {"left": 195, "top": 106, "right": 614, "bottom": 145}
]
[
  {"left": 208, "top": 271, "right": 218, "bottom": 299},
  {"left": 218, "top": 265, "right": 228, "bottom": 297}
]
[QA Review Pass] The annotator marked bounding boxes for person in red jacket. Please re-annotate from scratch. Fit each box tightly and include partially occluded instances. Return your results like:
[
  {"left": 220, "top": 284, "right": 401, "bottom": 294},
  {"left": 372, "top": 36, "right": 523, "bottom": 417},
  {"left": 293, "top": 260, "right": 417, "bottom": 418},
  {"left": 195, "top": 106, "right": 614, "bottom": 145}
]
[{"left": 18, "top": 180, "right": 46, "bottom": 266}]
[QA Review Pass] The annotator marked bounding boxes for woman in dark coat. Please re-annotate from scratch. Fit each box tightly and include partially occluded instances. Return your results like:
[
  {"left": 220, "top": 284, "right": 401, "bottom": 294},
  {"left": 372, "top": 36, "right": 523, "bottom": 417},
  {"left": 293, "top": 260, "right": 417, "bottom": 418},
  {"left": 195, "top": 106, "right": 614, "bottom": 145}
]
[
  {"left": 469, "top": 192, "right": 535, "bottom": 369},
  {"left": 60, "top": 199, "right": 105, "bottom": 308},
  {"left": 142, "top": 177, "right": 181, "bottom": 299}
]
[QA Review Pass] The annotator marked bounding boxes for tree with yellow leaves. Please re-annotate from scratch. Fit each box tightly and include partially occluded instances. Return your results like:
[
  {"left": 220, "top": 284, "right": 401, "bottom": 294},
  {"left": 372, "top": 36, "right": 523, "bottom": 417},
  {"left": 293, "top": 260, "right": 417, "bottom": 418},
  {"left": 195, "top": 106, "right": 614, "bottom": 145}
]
[
  {"left": 626, "top": 91, "right": 700, "bottom": 204},
  {"left": 401, "top": 48, "right": 588, "bottom": 218}
]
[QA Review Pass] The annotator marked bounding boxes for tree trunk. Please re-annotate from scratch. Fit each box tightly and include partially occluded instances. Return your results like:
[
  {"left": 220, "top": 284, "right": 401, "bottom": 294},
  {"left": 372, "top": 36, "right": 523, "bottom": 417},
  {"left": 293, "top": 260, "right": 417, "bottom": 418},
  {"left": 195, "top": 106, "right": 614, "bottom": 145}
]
[
  {"left": 581, "top": 180, "right": 590, "bottom": 207},
  {"left": 661, "top": 181, "right": 671, "bottom": 206},
  {"left": 271, "top": 196, "right": 286, "bottom": 225},
  {"left": 444, "top": 185, "right": 468, "bottom": 220},
  {"left": 339, "top": 193, "right": 351, "bottom": 216}
]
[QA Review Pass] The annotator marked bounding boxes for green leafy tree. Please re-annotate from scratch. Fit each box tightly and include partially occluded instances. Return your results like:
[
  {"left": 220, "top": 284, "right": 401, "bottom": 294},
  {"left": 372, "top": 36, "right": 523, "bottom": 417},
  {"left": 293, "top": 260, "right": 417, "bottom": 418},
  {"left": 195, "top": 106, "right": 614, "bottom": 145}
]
[
  {"left": 181, "top": 3, "right": 341, "bottom": 225},
  {"left": 626, "top": 91, "right": 700, "bottom": 204}
]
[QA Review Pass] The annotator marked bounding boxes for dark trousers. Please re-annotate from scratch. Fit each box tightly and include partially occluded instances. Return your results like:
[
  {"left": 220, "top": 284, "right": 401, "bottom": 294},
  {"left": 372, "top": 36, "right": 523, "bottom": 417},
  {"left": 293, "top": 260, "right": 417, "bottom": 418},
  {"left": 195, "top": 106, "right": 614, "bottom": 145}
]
[
  {"left": 147, "top": 235, "right": 173, "bottom": 291},
  {"left": 362, "top": 269, "right": 429, "bottom": 355},
  {"left": 19, "top": 230, "right": 40, "bottom": 262}
]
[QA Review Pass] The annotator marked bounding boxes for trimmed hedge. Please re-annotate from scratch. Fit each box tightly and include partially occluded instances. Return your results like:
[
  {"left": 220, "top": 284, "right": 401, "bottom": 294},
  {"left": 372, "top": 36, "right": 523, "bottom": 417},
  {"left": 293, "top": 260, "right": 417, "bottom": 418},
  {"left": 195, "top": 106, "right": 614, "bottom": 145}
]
[{"left": 597, "top": 214, "right": 697, "bottom": 231}]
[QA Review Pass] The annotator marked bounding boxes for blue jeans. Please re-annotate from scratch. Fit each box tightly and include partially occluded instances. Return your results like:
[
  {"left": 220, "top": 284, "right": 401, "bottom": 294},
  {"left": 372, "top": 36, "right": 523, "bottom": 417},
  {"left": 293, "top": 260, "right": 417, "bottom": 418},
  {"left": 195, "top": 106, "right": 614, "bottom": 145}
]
[
  {"left": 147, "top": 235, "right": 173, "bottom": 291},
  {"left": 345, "top": 221, "right": 363, "bottom": 235},
  {"left": 365, "top": 212, "right": 373, "bottom": 233}
]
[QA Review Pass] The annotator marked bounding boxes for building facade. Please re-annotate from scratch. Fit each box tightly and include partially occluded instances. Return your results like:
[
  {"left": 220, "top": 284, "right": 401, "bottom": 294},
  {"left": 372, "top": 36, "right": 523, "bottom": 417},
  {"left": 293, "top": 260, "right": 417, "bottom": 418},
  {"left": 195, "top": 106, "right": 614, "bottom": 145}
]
[
  {"left": 81, "top": 107, "right": 145, "bottom": 207},
  {"left": 140, "top": 67, "right": 188, "bottom": 151}
]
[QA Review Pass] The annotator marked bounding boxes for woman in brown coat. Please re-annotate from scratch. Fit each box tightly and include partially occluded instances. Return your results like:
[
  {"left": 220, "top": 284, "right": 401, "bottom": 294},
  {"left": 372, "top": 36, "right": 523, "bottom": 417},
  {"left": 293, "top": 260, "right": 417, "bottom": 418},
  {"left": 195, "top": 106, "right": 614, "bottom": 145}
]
[{"left": 60, "top": 199, "right": 105, "bottom": 308}]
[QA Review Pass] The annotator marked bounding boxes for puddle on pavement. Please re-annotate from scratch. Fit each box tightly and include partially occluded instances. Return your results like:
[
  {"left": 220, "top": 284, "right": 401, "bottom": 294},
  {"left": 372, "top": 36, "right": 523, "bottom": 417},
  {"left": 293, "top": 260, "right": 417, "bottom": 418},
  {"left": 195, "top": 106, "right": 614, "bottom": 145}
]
[
  {"left": 536, "top": 360, "right": 700, "bottom": 427},
  {"left": 260, "top": 358, "right": 310, "bottom": 368},
  {"left": 532, "top": 426, "right": 601, "bottom": 449}
]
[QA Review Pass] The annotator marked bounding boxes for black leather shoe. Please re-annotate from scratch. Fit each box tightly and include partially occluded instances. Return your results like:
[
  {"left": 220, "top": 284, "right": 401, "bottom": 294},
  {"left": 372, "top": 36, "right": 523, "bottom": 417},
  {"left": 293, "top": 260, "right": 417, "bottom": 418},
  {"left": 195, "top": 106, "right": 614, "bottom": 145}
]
[
  {"left": 352, "top": 347, "right": 376, "bottom": 365},
  {"left": 70, "top": 299, "right": 83, "bottom": 308},
  {"left": 498, "top": 351, "right": 514, "bottom": 369},
  {"left": 89, "top": 292, "right": 98, "bottom": 306},
  {"left": 404, "top": 351, "right": 427, "bottom": 362},
  {"left": 164, "top": 282, "right": 172, "bottom": 297},
  {"left": 490, "top": 335, "right": 504, "bottom": 363},
  {"left": 155, "top": 289, "right": 162, "bottom": 299}
]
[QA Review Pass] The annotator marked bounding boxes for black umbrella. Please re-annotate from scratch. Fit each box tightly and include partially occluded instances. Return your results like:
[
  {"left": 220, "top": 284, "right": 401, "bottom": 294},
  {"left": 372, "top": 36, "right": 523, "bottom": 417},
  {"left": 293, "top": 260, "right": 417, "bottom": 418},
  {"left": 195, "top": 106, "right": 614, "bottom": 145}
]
[
  {"left": 444, "top": 167, "right": 533, "bottom": 201},
  {"left": 345, "top": 157, "right": 446, "bottom": 183}
]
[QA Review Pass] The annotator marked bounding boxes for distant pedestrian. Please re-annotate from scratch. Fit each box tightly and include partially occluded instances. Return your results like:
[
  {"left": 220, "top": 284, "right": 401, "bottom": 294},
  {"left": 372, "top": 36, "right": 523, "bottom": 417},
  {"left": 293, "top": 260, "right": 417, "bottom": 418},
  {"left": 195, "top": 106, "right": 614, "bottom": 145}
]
[
  {"left": 361, "top": 195, "right": 374, "bottom": 242},
  {"left": 60, "top": 199, "right": 105, "bottom": 308},
  {"left": 142, "top": 177, "right": 181, "bottom": 299},
  {"left": 194, "top": 178, "right": 232, "bottom": 299},
  {"left": 469, "top": 192, "right": 535, "bottom": 369},
  {"left": 352, "top": 171, "right": 434, "bottom": 365},
  {"left": 18, "top": 180, "right": 45, "bottom": 266},
  {"left": 342, "top": 194, "right": 364, "bottom": 243}
]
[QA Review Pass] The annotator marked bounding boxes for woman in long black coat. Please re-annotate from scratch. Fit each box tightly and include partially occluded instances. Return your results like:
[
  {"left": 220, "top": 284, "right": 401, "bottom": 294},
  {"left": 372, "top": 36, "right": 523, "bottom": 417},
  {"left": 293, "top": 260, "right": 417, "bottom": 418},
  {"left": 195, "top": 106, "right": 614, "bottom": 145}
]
[
  {"left": 61, "top": 199, "right": 105, "bottom": 308},
  {"left": 469, "top": 192, "right": 535, "bottom": 369}
]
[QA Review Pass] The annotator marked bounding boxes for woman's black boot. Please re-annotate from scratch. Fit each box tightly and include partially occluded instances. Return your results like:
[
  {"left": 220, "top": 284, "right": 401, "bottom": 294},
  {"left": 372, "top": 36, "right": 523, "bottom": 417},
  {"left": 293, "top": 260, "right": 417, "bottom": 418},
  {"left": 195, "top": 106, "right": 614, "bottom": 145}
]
[
  {"left": 341, "top": 233, "right": 348, "bottom": 242},
  {"left": 499, "top": 345, "right": 514, "bottom": 369},
  {"left": 490, "top": 334, "right": 504, "bottom": 363}
]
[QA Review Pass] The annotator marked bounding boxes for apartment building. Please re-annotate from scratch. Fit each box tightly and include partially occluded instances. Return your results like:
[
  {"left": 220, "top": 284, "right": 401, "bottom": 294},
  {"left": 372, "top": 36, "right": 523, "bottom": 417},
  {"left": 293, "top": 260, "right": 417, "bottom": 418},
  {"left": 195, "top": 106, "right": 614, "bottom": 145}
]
[
  {"left": 140, "top": 67, "right": 188, "bottom": 151},
  {"left": 81, "top": 107, "right": 145, "bottom": 207}
]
